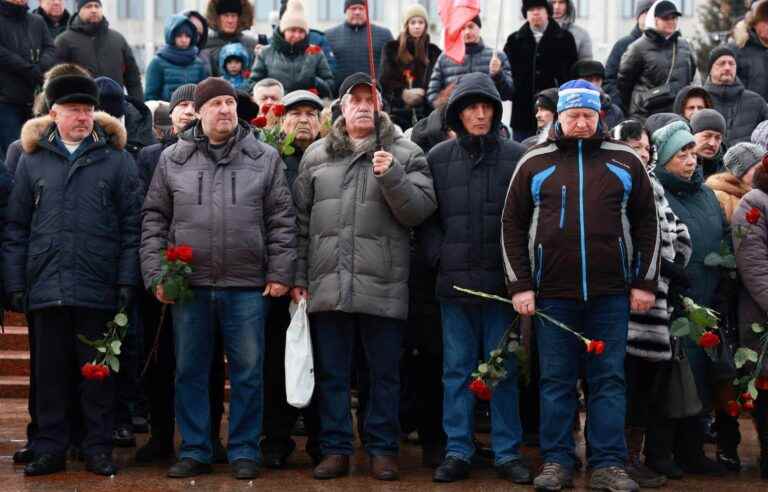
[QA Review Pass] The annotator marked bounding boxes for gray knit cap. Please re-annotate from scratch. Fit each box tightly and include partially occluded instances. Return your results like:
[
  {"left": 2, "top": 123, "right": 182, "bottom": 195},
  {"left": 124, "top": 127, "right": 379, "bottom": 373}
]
[
  {"left": 752, "top": 120, "right": 768, "bottom": 149},
  {"left": 724, "top": 142, "right": 766, "bottom": 178},
  {"left": 690, "top": 108, "right": 726, "bottom": 135}
]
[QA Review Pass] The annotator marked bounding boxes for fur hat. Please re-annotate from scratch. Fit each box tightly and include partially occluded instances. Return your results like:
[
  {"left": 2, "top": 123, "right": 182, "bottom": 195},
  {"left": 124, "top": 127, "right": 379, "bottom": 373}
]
[
  {"left": 215, "top": 0, "right": 242, "bottom": 15},
  {"left": 46, "top": 74, "right": 99, "bottom": 108},
  {"left": 521, "top": 0, "right": 553, "bottom": 18},
  {"left": 280, "top": 0, "right": 308, "bottom": 32}
]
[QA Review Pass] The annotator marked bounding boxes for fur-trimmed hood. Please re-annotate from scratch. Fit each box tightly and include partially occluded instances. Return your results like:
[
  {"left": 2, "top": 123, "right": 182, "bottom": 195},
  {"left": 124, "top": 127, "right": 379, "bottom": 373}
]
[
  {"left": 705, "top": 171, "right": 751, "bottom": 198},
  {"left": 734, "top": 1, "right": 768, "bottom": 48},
  {"left": 205, "top": 0, "right": 254, "bottom": 34},
  {"left": 324, "top": 111, "right": 398, "bottom": 159},
  {"left": 20, "top": 111, "right": 127, "bottom": 154}
]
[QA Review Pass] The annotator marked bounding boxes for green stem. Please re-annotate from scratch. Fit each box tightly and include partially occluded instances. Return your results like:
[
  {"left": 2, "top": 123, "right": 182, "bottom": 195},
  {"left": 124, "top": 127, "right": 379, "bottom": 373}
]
[{"left": 534, "top": 310, "right": 590, "bottom": 344}]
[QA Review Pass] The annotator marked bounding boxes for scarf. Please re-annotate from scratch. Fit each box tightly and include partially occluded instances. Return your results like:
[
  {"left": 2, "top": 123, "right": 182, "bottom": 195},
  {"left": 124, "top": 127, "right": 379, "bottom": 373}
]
[{"left": 157, "top": 45, "right": 200, "bottom": 67}]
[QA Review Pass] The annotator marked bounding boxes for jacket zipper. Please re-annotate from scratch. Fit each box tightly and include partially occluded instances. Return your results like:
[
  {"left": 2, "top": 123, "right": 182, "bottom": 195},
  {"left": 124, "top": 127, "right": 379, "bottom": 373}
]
[
  {"left": 577, "top": 140, "right": 588, "bottom": 301},
  {"left": 359, "top": 168, "right": 368, "bottom": 203},
  {"left": 618, "top": 238, "right": 629, "bottom": 284},
  {"left": 560, "top": 186, "right": 567, "bottom": 229},
  {"left": 197, "top": 171, "right": 203, "bottom": 205},
  {"left": 231, "top": 171, "right": 237, "bottom": 205},
  {"left": 536, "top": 244, "right": 544, "bottom": 288},
  {"left": 100, "top": 181, "right": 109, "bottom": 208}
]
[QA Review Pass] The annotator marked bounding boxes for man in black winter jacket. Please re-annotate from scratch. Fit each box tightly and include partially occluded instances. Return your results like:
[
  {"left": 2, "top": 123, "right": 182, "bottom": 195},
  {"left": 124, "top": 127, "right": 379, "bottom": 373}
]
[
  {"left": 34, "top": 0, "right": 70, "bottom": 39},
  {"left": 55, "top": 1, "right": 143, "bottom": 102},
  {"left": 0, "top": 0, "right": 56, "bottom": 160},
  {"left": 603, "top": 0, "right": 653, "bottom": 105}
]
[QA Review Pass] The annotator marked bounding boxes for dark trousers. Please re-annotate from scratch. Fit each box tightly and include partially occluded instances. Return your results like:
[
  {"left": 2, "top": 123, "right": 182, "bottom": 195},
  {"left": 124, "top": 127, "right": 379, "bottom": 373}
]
[
  {"left": 25, "top": 314, "right": 38, "bottom": 444},
  {"left": 311, "top": 312, "right": 403, "bottom": 456},
  {"left": 114, "top": 303, "right": 139, "bottom": 427},
  {"left": 262, "top": 298, "right": 320, "bottom": 457},
  {"left": 140, "top": 290, "right": 226, "bottom": 445},
  {"left": 30, "top": 307, "right": 116, "bottom": 457}
]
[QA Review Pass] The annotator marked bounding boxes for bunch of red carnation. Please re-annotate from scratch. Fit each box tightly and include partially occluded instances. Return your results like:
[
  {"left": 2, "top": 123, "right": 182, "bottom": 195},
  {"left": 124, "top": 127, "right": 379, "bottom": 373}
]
[{"left": 81, "top": 362, "right": 110, "bottom": 381}]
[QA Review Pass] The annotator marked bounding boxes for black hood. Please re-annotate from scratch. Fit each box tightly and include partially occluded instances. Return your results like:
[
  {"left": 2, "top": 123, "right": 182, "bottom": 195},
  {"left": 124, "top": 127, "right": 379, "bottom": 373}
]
[
  {"left": 672, "top": 85, "right": 714, "bottom": 117},
  {"left": 445, "top": 72, "right": 503, "bottom": 138}
]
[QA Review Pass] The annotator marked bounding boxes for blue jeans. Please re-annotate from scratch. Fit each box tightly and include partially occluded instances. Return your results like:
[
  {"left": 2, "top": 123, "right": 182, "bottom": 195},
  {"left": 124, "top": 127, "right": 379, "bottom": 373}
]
[
  {"left": 535, "top": 295, "right": 629, "bottom": 469},
  {"left": 172, "top": 288, "right": 267, "bottom": 463},
  {"left": 0, "top": 102, "right": 28, "bottom": 161},
  {"left": 441, "top": 302, "right": 522, "bottom": 465},
  {"left": 311, "top": 312, "right": 402, "bottom": 456}
]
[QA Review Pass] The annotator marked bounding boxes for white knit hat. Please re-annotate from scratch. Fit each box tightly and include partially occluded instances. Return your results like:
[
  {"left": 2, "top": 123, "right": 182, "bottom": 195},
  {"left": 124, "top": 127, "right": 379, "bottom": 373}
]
[
  {"left": 403, "top": 4, "right": 429, "bottom": 26},
  {"left": 280, "top": 0, "right": 308, "bottom": 33}
]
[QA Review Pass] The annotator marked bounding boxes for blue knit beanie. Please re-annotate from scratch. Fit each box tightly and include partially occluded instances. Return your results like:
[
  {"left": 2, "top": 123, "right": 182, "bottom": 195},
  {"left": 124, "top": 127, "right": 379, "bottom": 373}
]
[
  {"left": 557, "top": 80, "right": 602, "bottom": 113},
  {"left": 652, "top": 121, "right": 695, "bottom": 168}
]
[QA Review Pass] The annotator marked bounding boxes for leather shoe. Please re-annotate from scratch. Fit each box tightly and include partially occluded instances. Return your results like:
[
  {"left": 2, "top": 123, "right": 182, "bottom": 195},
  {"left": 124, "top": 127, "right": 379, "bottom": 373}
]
[
  {"left": 86, "top": 452, "right": 118, "bottom": 476},
  {"left": 167, "top": 458, "right": 212, "bottom": 478},
  {"left": 13, "top": 446, "right": 34, "bottom": 464},
  {"left": 496, "top": 459, "right": 532, "bottom": 484},
  {"left": 231, "top": 459, "right": 260, "bottom": 479},
  {"left": 371, "top": 455, "right": 399, "bottom": 481},
  {"left": 433, "top": 456, "right": 470, "bottom": 482},
  {"left": 262, "top": 439, "right": 296, "bottom": 469},
  {"left": 313, "top": 454, "right": 350, "bottom": 479},
  {"left": 113, "top": 425, "right": 136, "bottom": 447},
  {"left": 24, "top": 453, "right": 66, "bottom": 476}
]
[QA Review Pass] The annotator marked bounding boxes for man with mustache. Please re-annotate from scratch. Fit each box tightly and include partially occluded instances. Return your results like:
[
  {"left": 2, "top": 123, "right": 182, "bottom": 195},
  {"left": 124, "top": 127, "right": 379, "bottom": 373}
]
[
  {"left": 704, "top": 46, "right": 768, "bottom": 147},
  {"left": 691, "top": 108, "right": 728, "bottom": 179},
  {"left": 293, "top": 73, "right": 436, "bottom": 481}
]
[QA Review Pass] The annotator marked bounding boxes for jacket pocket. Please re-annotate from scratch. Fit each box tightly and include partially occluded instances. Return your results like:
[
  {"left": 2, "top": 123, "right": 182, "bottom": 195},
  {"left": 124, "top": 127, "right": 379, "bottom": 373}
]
[
  {"left": 560, "top": 186, "right": 567, "bottom": 229},
  {"left": 231, "top": 171, "right": 237, "bottom": 205},
  {"left": 197, "top": 171, "right": 204, "bottom": 205},
  {"left": 618, "top": 238, "right": 629, "bottom": 285},
  {"left": 535, "top": 244, "right": 544, "bottom": 289}
]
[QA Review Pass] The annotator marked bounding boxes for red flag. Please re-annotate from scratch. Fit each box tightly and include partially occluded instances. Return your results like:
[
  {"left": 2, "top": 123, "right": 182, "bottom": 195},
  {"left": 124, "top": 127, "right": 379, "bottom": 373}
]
[{"left": 439, "top": 0, "right": 481, "bottom": 64}]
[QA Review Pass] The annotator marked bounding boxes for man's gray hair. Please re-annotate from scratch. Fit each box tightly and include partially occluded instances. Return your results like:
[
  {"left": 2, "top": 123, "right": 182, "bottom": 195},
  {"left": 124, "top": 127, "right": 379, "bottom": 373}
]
[{"left": 252, "top": 78, "right": 285, "bottom": 96}]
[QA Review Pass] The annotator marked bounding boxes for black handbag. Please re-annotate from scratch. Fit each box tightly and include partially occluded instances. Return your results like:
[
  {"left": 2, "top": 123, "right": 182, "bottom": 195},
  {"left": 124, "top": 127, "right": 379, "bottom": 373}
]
[
  {"left": 640, "top": 42, "right": 678, "bottom": 113},
  {"left": 660, "top": 337, "right": 703, "bottom": 419}
]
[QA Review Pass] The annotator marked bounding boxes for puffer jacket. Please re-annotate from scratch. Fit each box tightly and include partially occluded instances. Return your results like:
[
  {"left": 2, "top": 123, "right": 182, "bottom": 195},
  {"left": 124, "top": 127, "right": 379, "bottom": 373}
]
[
  {"left": 141, "top": 120, "right": 296, "bottom": 289},
  {"left": 410, "top": 105, "right": 449, "bottom": 155},
  {"left": 144, "top": 14, "right": 210, "bottom": 102},
  {"left": 672, "top": 85, "right": 713, "bottom": 118},
  {"left": 605, "top": 24, "right": 643, "bottom": 104},
  {"left": 0, "top": 0, "right": 56, "bottom": 107},
  {"left": 419, "top": 72, "right": 525, "bottom": 303},
  {"left": 125, "top": 97, "right": 157, "bottom": 159},
  {"left": 325, "top": 21, "right": 393, "bottom": 94},
  {"left": 249, "top": 29, "right": 334, "bottom": 98},
  {"left": 203, "top": 0, "right": 257, "bottom": 76},
  {"left": 704, "top": 79, "right": 768, "bottom": 146},
  {"left": 655, "top": 166, "right": 727, "bottom": 308},
  {"left": 502, "top": 126, "right": 660, "bottom": 301},
  {"left": 293, "top": 113, "right": 436, "bottom": 320},
  {"left": 504, "top": 22, "right": 577, "bottom": 134},
  {"left": 617, "top": 29, "right": 697, "bottom": 117},
  {"left": 555, "top": 0, "right": 593, "bottom": 60},
  {"left": 705, "top": 171, "right": 752, "bottom": 223},
  {"left": 219, "top": 42, "right": 252, "bottom": 91},
  {"left": 732, "top": 11, "right": 768, "bottom": 101},
  {"left": 3, "top": 112, "right": 142, "bottom": 311},
  {"left": 55, "top": 16, "right": 143, "bottom": 102},
  {"left": 734, "top": 167, "right": 768, "bottom": 375},
  {"left": 427, "top": 41, "right": 513, "bottom": 106}
]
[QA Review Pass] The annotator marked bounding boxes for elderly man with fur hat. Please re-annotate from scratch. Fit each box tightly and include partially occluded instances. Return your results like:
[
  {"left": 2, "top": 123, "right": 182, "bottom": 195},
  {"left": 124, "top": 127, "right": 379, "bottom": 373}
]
[
  {"left": 203, "top": 0, "right": 257, "bottom": 76},
  {"left": 3, "top": 72, "right": 142, "bottom": 478}
]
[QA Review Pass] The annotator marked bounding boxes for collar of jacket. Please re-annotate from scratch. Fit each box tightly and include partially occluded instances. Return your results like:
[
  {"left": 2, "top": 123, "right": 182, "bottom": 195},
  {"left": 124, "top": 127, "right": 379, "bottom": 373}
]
[
  {"left": 644, "top": 29, "right": 680, "bottom": 45},
  {"left": 171, "top": 119, "right": 263, "bottom": 165},
  {"left": 631, "top": 24, "right": 642, "bottom": 39},
  {"left": 20, "top": 111, "right": 126, "bottom": 154},
  {"left": 655, "top": 163, "right": 703, "bottom": 195},
  {"left": 519, "top": 21, "right": 564, "bottom": 41},
  {"left": 344, "top": 21, "right": 368, "bottom": 32},
  {"left": 34, "top": 6, "right": 70, "bottom": 27},
  {"left": 456, "top": 132, "right": 500, "bottom": 163},
  {"left": 324, "top": 112, "right": 397, "bottom": 160},
  {"left": 548, "top": 122, "right": 608, "bottom": 153},
  {"left": 704, "top": 78, "right": 745, "bottom": 100},
  {"left": 0, "top": 0, "right": 28, "bottom": 18},
  {"left": 272, "top": 28, "right": 309, "bottom": 56},
  {"left": 465, "top": 41, "right": 485, "bottom": 55},
  {"left": 70, "top": 15, "right": 108, "bottom": 36}
]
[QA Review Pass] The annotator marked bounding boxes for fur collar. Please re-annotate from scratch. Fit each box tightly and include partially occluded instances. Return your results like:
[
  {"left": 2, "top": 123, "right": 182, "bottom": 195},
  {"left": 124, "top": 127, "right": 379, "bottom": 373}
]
[
  {"left": 705, "top": 171, "right": 750, "bottom": 198},
  {"left": 20, "top": 111, "right": 127, "bottom": 154},
  {"left": 325, "top": 112, "right": 397, "bottom": 159}
]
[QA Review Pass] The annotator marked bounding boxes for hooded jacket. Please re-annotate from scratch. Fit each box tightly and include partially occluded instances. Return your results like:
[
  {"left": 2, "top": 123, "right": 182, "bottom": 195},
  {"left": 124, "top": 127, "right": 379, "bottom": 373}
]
[
  {"left": 0, "top": 1, "right": 56, "bottom": 107},
  {"left": 731, "top": 2, "right": 768, "bottom": 101},
  {"left": 219, "top": 42, "right": 252, "bottom": 91},
  {"left": 33, "top": 6, "right": 70, "bottom": 39},
  {"left": 617, "top": 2, "right": 697, "bottom": 117},
  {"left": 124, "top": 96, "right": 157, "bottom": 159},
  {"left": 249, "top": 28, "right": 334, "bottom": 97},
  {"left": 501, "top": 124, "right": 660, "bottom": 301},
  {"left": 672, "top": 85, "right": 713, "bottom": 118},
  {"left": 55, "top": 16, "right": 143, "bottom": 102},
  {"left": 605, "top": 24, "right": 643, "bottom": 104},
  {"left": 141, "top": 119, "right": 297, "bottom": 290},
  {"left": 704, "top": 78, "right": 768, "bottom": 146},
  {"left": 705, "top": 171, "right": 752, "bottom": 223},
  {"left": 555, "top": 0, "right": 593, "bottom": 60},
  {"left": 419, "top": 72, "right": 526, "bottom": 303},
  {"left": 292, "top": 112, "right": 436, "bottom": 320},
  {"left": 203, "top": 0, "right": 257, "bottom": 76},
  {"left": 144, "top": 15, "right": 210, "bottom": 102},
  {"left": 504, "top": 21, "right": 577, "bottom": 133},
  {"left": 325, "top": 21, "right": 393, "bottom": 94},
  {"left": 3, "top": 112, "right": 142, "bottom": 311}
]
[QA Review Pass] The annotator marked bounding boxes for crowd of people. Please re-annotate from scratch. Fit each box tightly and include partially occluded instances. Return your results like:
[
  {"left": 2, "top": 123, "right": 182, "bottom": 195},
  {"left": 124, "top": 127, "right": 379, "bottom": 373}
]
[{"left": 5, "top": 0, "right": 768, "bottom": 490}]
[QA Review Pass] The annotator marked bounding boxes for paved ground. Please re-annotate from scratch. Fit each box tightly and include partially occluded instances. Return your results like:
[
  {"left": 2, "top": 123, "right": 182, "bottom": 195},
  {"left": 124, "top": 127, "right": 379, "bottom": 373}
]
[{"left": 1, "top": 399, "right": 766, "bottom": 491}]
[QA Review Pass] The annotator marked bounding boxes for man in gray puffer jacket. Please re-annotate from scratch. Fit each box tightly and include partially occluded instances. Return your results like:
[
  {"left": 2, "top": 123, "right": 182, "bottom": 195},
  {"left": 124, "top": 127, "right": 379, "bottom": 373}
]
[
  {"left": 704, "top": 46, "right": 768, "bottom": 146},
  {"left": 141, "top": 78, "right": 296, "bottom": 480},
  {"left": 292, "top": 73, "right": 436, "bottom": 481}
]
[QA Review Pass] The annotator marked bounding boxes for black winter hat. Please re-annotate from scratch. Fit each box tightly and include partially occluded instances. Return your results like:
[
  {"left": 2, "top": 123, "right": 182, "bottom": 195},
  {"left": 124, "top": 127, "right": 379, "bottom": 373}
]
[
  {"left": 522, "top": 0, "right": 553, "bottom": 18},
  {"left": 535, "top": 88, "right": 559, "bottom": 113},
  {"left": 344, "top": 0, "right": 365, "bottom": 12},
  {"left": 76, "top": 0, "right": 101, "bottom": 11},
  {"left": 338, "top": 72, "right": 381, "bottom": 98},
  {"left": 645, "top": 113, "right": 686, "bottom": 136},
  {"left": 707, "top": 45, "right": 737, "bottom": 76},
  {"left": 215, "top": 0, "right": 242, "bottom": 16},
  {"left": 169, "top": 83, "right": 197, "bottom": 114},
  {"left": 236, "top": 91, "right": 260, "bottom": 122},
  {"left": 46, "top": 74, "right": 99, "bottom": 107},
  {"left": 571, "top": 60, "right": 606, "bottom": 81},
  {"left": 94, "top": 76, "right": 126, "bottom": 118}
]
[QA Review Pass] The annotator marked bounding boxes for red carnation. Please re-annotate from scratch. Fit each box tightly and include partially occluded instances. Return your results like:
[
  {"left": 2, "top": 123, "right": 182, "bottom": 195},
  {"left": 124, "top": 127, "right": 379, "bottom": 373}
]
[
  {"left": 742, "top": 391, "right": 754, "bottom": 402},
  {"left": 305, "top": 45, "right": 322, "bottom": 55},
  {"left": 165, "top": 247, "right": 179, "bottom": 262},
  {"left": 271, "top": 104, "right": 286, "bottom": 117},
  {"left": 698, "top": 331, "right": 720, "bottom": 349},
  {"left": 81, "top": 363, "right": 110, "bottom": 381},
  {"left": 261, "top": 104, "right": 272, "bottom": 116},
  {"left": 252, "top": 116, "right": 268, "bottom": 128},
  {"left": 176, "top": 245, "right": 193, "bottom": 263},
  {"left": 586, "top": 340, "right": 606, "bottom": 356},
  {"left": 403, "top": 69, "right": 415, "bottom": 84},
  {"left": 469, "top": 378, "right": 492, "bottom": 401},
  {"left": 308, "top": 87, "right": 319, "bottom": 96},
  {"left": 242, "top": 70, "right": 251, "bottom": 79},
  {"left": 746, "top": 207, "right": 762, "bottom": 225},
  {"left": 726, "top": 400, "right": 741, "bottom": 417},
  {"left": 744, "top": 399, "right": 755, "bottom": 411}
]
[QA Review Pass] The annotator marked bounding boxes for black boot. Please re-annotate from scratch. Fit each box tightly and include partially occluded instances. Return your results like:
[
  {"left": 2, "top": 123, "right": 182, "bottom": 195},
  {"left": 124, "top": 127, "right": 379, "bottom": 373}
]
[
  {"left": 674, "top": 417, "right": 726, "bottom": 476},
  {"left": 714, "top": 410, "right": 741, "bottom": 472},
  {"left": 755, "top": 389, "right": 768, "bottom": 480},
  {"left": 645, "top": 417, "right": 683, "bottom": 479}
]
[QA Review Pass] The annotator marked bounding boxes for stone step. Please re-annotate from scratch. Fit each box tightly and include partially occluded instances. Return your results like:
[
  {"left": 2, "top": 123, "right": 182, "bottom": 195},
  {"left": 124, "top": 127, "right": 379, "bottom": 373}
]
[
  {"left": 0, "top": 326, "right": 29, "bottom": 351},
  {"left": 0, "top": 375, "right": 29, "bottom": 398},
  {"left": 0, "top": 351, "right": 30, "bottom": 377},
  {"left": 4, "top": 312, "right": 27, "bottom": 327}
]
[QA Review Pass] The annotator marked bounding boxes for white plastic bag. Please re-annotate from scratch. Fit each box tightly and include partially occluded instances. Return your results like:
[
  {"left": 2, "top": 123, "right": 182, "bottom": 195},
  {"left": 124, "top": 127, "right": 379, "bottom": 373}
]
[{"left": 285, "top": 299, "right": 314, "bottom": 408}]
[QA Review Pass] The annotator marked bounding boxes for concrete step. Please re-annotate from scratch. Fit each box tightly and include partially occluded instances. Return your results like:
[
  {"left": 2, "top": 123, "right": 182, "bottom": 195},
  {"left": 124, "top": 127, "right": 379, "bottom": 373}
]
[
  {"left": 0, "top": 375, "right": 29, "bottom": 398},
  {"left": 0, "top": 351, "right": 30, "bottom": 377},
  {"left": 4, "top": 312, "right": 27, "bottom": 327},
  {"left": 0, "top": 326, "right": 29, "bottom": 351}
]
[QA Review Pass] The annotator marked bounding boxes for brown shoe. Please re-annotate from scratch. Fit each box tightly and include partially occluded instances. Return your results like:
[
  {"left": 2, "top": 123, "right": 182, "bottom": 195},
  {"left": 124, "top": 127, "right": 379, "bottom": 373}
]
[
  {"left": 313, "top": 455, "right": 350, "bottom": 480},
  {"left": 371, "top": 455, "right": 399, "bottom": 481}
]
